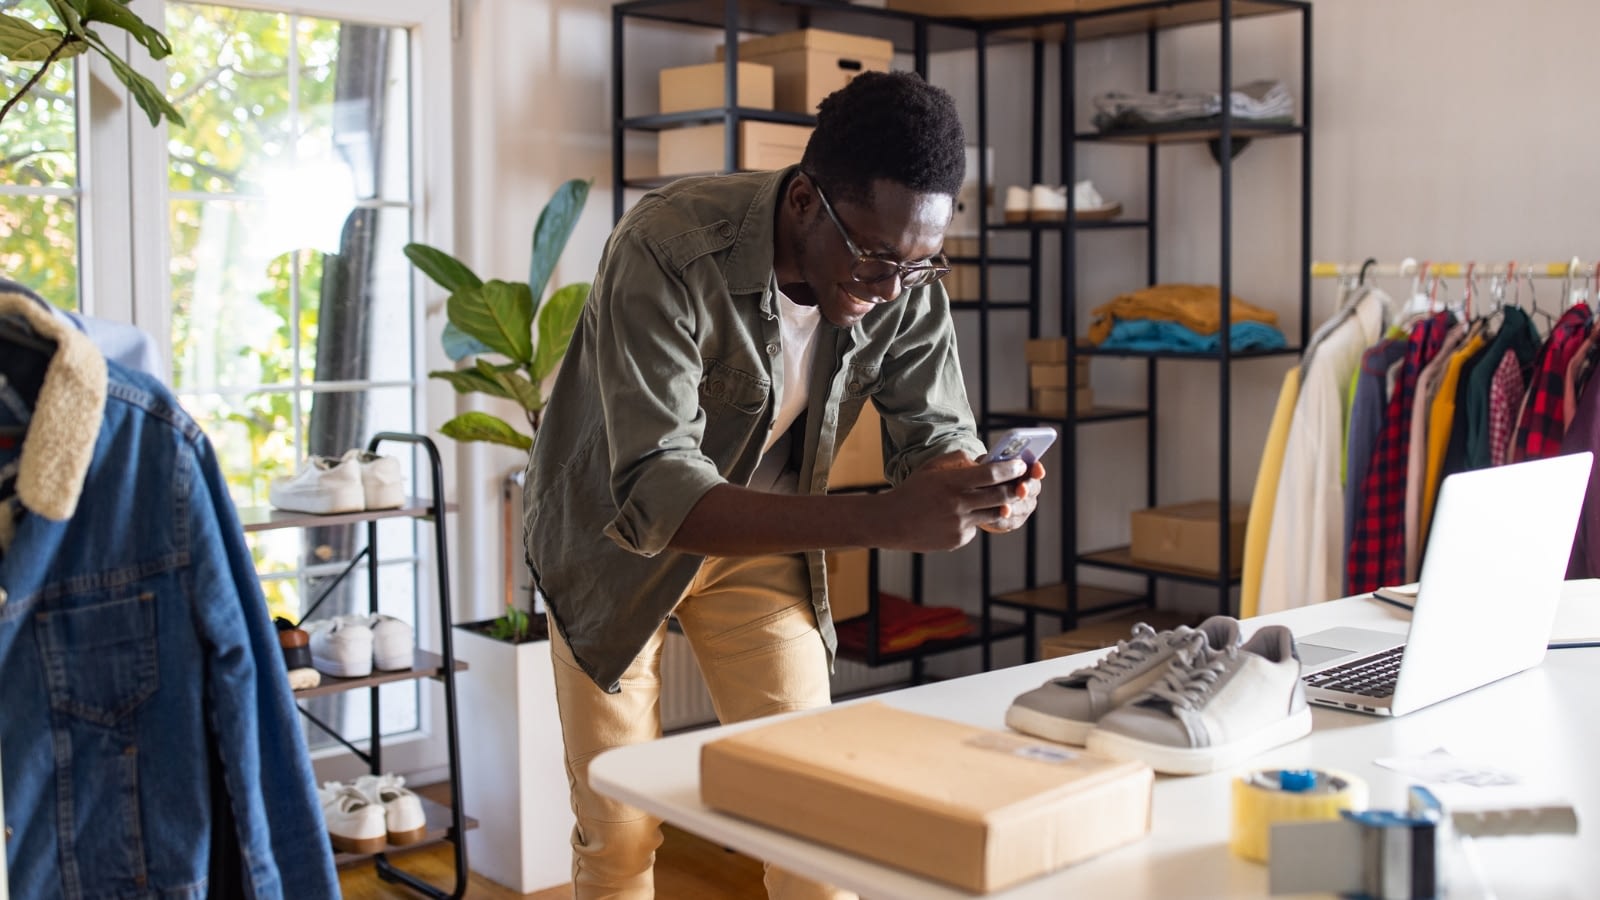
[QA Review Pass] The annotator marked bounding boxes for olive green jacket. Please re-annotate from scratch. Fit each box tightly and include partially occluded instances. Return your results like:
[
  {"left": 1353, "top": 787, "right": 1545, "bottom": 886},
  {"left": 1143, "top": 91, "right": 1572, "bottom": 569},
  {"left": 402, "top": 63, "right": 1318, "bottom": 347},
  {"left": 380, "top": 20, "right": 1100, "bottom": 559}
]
[{"left": 525, "top": 167, "right": 984, "bottom": 692}]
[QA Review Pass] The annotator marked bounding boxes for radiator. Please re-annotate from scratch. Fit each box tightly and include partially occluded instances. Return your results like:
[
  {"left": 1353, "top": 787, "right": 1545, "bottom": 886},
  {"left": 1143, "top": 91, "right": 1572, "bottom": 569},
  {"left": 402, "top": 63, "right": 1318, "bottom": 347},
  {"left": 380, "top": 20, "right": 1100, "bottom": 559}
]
[{"left": 661, "top": 630, "right": 909, "bottom": 732}]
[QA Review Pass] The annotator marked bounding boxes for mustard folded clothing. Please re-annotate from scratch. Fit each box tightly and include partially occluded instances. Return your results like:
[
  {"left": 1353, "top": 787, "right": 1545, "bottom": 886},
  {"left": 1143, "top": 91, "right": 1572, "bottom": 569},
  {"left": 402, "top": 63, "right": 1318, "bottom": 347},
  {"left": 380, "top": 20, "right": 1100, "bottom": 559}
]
[{"left": 1086, "top": 284, "right": 1279, "bottom": 345}]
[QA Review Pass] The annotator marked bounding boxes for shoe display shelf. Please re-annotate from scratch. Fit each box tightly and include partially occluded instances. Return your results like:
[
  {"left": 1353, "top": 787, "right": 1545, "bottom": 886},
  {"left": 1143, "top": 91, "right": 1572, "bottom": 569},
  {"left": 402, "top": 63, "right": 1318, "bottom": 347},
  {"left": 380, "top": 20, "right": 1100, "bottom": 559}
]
[
  {"left": 962, "top": 0, "right": 1313, "bottom": 660},
  {"left": 239, "top": 431, "right": 473, "bottom": 899}
]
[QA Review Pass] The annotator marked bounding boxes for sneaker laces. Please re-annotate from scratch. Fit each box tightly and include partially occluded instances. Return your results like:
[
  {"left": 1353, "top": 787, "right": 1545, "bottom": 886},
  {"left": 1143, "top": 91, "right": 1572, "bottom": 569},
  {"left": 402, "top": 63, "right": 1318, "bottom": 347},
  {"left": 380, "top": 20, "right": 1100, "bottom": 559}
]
[
  {"left": 1056, "top": 623, "right": 1167, "bottom": 687},
  {"left": 1141, "top": 632, "right": 1235, "bottom": 711}
]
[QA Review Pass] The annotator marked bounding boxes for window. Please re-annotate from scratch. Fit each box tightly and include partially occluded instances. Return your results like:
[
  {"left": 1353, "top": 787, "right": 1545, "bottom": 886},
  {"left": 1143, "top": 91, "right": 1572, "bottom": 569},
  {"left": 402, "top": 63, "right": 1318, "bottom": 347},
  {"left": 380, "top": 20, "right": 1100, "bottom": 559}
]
[{"left": 1, "top": 0, "right": 455, "bottom": 762}]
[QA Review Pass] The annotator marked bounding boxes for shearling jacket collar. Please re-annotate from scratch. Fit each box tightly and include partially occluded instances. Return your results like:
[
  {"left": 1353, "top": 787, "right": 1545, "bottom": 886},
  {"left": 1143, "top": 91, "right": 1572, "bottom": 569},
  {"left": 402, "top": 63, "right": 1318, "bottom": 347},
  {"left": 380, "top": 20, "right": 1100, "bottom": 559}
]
[{"left": 0, "top": 289, "right": 107, "bottom": 524}]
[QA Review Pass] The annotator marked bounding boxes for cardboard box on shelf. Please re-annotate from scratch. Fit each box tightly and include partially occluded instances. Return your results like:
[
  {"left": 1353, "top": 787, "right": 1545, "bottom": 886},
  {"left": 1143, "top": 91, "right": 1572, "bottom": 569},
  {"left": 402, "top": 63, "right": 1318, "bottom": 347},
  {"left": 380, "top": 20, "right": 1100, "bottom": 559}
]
[
  {"left": 1026, "top": 336, "right": 1097, "bottom": 364},
  {"left": 1039, "top": 608, "right": 1201, "bottom": 660},
  {"left": 657, "top": 121, "right": 812, "bottom": 177},
  {"left": 1032, "top": 386, "right": 1094, "bottom": 416},
  {"left": 658, "top": 61, "right": 775, "bottom": 114},
  {"left": 1028, "top": 360, "right": 1090, "bottom": 390},
  {"left": 1129, "top": 501, "right": 1248, "bottom": 575},
  {"left": 829, "top": 401, "right": 888, "bottom": 489},
  {"left": 718, "top": 29, "right": 893, "bottom": 114},
  {"left": 824, "top": 548, "right": 871, "bottom": 622},
  {"left": 701, "top": 702, "right": 1153, "bottom": 893},
  {"left": 942, "top": 235, "right": 980, "bottom": 302}
]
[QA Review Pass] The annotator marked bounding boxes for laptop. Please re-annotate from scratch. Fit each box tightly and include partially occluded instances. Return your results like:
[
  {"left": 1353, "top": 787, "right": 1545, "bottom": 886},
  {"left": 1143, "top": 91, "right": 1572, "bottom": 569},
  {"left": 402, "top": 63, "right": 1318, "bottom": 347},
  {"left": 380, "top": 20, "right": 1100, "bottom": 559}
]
[{"left": 1297, "top": 451, "right": 1593, "bottom": 717}]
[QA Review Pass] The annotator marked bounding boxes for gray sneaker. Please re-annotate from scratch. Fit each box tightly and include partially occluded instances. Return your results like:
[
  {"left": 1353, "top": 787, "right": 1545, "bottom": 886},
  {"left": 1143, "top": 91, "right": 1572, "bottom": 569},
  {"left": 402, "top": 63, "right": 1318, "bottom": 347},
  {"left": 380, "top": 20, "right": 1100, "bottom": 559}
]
[
  {"left": 1085, "top": 625, "right": 1313, "bottom": 775},
  {"left": 1005, "top": 616, "right": 1240, "bottom": 745}
]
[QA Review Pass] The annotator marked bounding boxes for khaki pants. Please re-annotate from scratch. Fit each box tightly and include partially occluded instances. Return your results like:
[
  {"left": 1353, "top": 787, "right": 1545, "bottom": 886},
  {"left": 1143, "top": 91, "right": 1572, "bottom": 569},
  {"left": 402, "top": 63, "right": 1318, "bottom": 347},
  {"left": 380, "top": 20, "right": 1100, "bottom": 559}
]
[{"left": 549, "top": 553, "right": 856, "bottom": 900}]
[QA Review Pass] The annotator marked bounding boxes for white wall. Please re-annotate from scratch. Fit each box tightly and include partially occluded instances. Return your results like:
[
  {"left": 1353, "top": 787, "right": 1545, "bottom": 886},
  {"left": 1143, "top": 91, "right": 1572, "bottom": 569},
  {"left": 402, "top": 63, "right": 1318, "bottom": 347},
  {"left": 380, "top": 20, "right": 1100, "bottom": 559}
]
[{"left": 448, "top": 0, "right": 1600, "bottom": 662}]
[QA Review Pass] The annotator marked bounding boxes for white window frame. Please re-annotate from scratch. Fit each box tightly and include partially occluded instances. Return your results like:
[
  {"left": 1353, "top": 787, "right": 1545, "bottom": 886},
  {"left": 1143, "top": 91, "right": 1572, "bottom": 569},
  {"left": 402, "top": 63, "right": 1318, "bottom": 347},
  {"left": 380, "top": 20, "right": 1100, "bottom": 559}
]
[{"left": 74, "top": 0, "right": 459, "bottom": 781}]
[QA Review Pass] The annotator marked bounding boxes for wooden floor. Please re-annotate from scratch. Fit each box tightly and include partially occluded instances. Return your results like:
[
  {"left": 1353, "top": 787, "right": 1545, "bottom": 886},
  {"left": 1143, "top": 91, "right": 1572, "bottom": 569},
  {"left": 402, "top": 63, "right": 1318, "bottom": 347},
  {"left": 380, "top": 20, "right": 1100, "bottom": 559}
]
[{"left": 337, "top": 783, "right": 766, "bottom": 899}]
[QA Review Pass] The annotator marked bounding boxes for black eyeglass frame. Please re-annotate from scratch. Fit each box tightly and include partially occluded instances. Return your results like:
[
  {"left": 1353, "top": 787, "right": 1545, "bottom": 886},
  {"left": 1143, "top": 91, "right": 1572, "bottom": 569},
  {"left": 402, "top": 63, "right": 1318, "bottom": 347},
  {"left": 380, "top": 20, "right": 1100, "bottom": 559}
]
[{"left": 805, "top": 172, "right": 952, "bottom": 300}]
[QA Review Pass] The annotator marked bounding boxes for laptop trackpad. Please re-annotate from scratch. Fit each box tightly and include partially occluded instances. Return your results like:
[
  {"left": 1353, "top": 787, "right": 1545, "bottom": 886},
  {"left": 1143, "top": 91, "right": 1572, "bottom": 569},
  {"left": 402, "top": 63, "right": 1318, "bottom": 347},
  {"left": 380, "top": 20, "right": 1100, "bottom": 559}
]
[{"left": 1296, "top": 627, "right": 1408, "bottom": 671}]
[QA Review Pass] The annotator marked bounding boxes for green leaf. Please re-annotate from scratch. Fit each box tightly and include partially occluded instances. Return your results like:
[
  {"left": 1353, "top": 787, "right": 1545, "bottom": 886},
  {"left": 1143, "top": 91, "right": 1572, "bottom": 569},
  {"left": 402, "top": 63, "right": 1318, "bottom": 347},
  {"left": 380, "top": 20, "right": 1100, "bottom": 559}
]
[
  {"left": 476, "top": 358, "right": 542, "bottom": 411},
  {"left": 405, "top": 242, "right": 483, "bottom": 294},
  {"left": 447, "top": 280, "right": 534, "bottom": 364},
  {"left": 531, "top": 281, "right": 588, "bottom": 384},
  {"left": 45, "top": 0, "right": 85, "bottom": 37},
  {"left": 89, "top": 34, "right": 184, "bottom": 127},
  {"left": 439, "top": 412, "right": 532, "bottom": 450},
  {"left": 0, "top": 15, "right": 79, "bottom": 62},
  {"left": 441, "top": 322, "right": 491, "bottom": 362},
  {"left": 429, "top": 367, "right": 512, "bottom": 400},
  {"left": 528, "top": 178, "right": 591, "bottom": 311},
  {"left": 84, "top": 0, "right": 170, "bottom": 60}
]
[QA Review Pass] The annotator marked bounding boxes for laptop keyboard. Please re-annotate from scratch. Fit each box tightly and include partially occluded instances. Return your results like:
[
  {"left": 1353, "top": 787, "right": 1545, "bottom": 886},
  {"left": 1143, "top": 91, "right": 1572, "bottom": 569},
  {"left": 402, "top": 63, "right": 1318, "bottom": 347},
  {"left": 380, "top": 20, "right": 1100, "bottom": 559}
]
[{"left": 1304, "top": 645, "right": 1405, "bottom": 697}]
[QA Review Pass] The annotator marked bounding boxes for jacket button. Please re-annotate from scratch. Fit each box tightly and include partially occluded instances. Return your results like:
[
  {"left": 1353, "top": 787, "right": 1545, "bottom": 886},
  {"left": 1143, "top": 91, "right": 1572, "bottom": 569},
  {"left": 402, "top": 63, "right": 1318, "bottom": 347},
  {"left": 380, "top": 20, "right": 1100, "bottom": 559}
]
[
  {"left": 0, "top": 586, "right": 7, "bottom": 607},
  {"left": 848, "top": 381, "right": 861, "bottom": 392},
  {"left": 766, "top": 342, "right": 778, "bottom": 356},
  {"left": 711, "top": 379, "right": 725, "bottom": 395},
  {"left": 719, "top": 222, "right": 733, "bottom": 238}
]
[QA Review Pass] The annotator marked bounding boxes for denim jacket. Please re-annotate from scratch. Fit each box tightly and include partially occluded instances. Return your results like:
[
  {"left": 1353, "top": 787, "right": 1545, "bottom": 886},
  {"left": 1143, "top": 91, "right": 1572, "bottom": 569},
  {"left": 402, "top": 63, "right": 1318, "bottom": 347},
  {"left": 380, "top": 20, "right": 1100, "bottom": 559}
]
[
  {"left": 525, "top": 167, "right": 985, "bottom": 692},
  {"left": 0, "top": 289, "right": 337, "bottom": 899}
]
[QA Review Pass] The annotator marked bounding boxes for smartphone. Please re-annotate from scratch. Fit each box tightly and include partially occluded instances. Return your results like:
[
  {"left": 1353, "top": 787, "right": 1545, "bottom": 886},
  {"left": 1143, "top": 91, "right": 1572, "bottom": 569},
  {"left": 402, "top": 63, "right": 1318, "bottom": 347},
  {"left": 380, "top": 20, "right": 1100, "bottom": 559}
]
[{"left": 983, "top": 426, "right": 1057, "bottom": 466}]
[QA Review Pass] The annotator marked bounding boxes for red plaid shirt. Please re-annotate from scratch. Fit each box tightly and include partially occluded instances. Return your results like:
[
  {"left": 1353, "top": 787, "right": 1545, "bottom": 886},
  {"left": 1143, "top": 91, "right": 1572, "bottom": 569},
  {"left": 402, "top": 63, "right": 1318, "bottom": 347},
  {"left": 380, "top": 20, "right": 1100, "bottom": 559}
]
[
  {"left": 1348, "top": 312, "right": 1454, "bottom": 594},
  {"left": 1487, "top": 351, "right": 1525, "bottom": 467},
  {"left": 1513, "top": 305, "right": 1593, "bottom": 461}
]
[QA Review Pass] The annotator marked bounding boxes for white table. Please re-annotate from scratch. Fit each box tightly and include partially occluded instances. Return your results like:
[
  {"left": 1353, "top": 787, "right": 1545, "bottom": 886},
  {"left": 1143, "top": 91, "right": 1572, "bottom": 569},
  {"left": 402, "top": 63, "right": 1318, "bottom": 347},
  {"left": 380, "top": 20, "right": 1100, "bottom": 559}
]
[{"left": 591, "top": 583, "right": 1600, "bottom": 899}]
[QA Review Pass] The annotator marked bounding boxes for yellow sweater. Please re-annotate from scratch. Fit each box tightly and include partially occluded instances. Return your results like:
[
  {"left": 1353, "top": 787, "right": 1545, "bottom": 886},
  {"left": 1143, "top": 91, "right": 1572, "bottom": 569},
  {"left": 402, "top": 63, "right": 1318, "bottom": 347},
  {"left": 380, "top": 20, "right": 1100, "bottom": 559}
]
[{"left": 1086, "top": 284, "right": 1279, "bottom": 345}]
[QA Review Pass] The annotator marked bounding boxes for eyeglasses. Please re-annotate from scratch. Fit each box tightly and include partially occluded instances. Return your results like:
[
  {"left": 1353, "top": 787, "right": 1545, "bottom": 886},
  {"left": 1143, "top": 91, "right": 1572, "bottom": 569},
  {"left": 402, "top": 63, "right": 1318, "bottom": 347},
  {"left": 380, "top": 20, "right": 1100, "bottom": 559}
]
[{"left": 807, "top": 173, "right": 951, "bottom": 298}]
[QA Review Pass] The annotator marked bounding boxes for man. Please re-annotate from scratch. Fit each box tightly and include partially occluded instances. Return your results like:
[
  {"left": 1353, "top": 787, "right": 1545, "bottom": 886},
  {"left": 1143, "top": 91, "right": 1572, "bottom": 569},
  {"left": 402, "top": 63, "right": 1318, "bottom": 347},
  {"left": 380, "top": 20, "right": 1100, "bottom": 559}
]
[{"left": 525, "top": 71, "right": 1045, "bottom": 899}]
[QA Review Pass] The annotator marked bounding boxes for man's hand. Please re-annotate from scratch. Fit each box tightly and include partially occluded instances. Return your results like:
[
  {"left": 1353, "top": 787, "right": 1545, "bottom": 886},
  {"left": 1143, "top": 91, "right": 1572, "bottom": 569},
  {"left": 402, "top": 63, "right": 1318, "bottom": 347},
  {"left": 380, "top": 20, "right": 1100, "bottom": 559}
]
[
  {"left": 871, "top": 451, "right": 1044, "bottom": 552},
  {"left": 980, "top": 458, "right": 1046, "bottom": 535}
]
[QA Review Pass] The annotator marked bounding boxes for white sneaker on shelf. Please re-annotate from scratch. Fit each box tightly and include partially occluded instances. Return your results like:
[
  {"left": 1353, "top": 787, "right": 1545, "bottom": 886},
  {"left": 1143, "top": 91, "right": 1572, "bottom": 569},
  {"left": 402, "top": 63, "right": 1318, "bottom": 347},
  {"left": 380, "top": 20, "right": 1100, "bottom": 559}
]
[
  {"left": 269, "top": 455, "right": 364, "bottom": 515},
  {"left": 318, "top": 782, "right": 388, "bottom": 854},
  {"left": 1003, "top": 185, "right": 1031, "bottom": 223},
  {"left": 1029, "top": 183, "right": 1068, "bottom": 221},
  {"left": 1071, "top": 178, "right": 1122, "bottom": 220},
  {"left": 352, "top": 773, "right": 428, "bottom": 846},
  {"left": 365, "top": 614, "right": 415, "bottom": 671},
  {"left": 307, "top": 616, "right": 375, "bottom": 678},
  {"left": 342, "top": 449, "right": 406, "bottom": 510}
]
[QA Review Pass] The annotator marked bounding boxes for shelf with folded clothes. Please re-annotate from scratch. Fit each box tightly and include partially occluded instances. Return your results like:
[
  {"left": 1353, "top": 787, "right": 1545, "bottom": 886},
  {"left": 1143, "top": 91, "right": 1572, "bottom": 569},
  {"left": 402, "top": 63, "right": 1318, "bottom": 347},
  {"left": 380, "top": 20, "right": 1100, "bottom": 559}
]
[
  {"left": 1077, "top": 546, "right": 1243, "bottom": 586},
  {"left": 834, "top": 604, "right": 1028, "bottom": 668},
  {"left": 1075, "top": 121, "right": 1303, "bottom": 145},
  {"left": 1076, "top": 345, "right": 1303, "bottom": 361},
  {"left": 331, "top": 794, "right": 478, "bottom": 869}
]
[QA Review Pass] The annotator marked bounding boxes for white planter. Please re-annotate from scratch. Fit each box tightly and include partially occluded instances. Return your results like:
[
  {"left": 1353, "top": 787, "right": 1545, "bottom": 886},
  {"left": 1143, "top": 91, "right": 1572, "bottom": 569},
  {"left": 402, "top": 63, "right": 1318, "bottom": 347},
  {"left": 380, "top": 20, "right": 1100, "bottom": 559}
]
[{"left": 454, "top": 620, "right": 573, "bottom": 893}]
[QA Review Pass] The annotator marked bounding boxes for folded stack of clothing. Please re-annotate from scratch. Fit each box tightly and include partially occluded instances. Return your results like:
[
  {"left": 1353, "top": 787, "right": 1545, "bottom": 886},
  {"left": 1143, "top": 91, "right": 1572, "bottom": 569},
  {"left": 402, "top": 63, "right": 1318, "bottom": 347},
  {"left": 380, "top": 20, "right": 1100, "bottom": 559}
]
[
  {"left": 835, "top": 592, "right": 973, "bottom": 655},
  {"left": 1092, "top": 79, "right": 1294, "bottom": 132},
  {"left": 1086, "top": 284, "right": 1287, "bottom": 353}
]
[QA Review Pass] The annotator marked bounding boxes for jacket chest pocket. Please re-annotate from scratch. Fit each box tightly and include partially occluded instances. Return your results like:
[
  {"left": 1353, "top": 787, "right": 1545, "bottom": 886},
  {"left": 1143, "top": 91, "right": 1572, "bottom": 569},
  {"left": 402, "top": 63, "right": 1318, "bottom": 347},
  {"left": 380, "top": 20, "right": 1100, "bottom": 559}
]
[
  {"left": 699, "top": 358, "right": 770, "bottom": 415},
  {"left": 37, "top": 589, "right": 159, "bottom": 728}
]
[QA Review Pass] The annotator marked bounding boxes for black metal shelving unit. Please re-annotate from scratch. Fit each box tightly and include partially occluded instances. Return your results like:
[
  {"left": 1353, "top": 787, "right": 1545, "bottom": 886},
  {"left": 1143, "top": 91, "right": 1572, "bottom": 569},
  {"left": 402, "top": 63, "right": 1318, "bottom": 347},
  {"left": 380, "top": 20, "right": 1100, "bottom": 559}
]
[
  {"left": 963, "top": 0, "right": 1313, "bottom": 660},
  {"left": 608, "top": 0, "right": 1312, "bottom": 672},
  {"left": 612, "top": 0, "right": 1032, "bottom": 682},
  {"left": 240, "top": 432, "right": 472, "bottom": 899}
]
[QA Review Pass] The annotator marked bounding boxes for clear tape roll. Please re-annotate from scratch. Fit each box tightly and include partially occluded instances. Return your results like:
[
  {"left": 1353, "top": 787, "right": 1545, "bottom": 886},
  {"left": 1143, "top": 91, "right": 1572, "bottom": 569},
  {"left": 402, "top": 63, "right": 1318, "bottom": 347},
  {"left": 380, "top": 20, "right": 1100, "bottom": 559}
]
[{"left": 1230, "top": 768, "right": 1368, "bottom": 863}]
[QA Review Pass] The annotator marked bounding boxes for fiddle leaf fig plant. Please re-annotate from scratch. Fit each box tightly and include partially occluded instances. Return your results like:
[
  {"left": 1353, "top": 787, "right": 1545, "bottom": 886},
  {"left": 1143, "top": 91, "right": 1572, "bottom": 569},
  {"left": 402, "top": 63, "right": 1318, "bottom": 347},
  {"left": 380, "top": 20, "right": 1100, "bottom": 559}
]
[
  {"left": 405, "top": 178, "right": 592, "bottom": 451},
  {"left": 1, "top": 0, "right": 185, "bottom": 128}
]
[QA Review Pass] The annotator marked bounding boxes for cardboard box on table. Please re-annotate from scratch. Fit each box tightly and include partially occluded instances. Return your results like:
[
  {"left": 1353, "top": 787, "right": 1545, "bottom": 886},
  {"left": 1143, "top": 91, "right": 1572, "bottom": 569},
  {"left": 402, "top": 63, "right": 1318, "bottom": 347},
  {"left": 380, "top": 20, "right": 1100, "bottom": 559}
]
[
  {"left": 1129, "top": 500, "right": 1247, "bottom": 575},
  {"left": 718, "top": 29, "right": 893, "bottom": 114},
  {"left": 658, "top": 61, "right": 775, "bottom": 114},
  {"left": 700, "top": 702, "right": 1153, "bottom": 893}
]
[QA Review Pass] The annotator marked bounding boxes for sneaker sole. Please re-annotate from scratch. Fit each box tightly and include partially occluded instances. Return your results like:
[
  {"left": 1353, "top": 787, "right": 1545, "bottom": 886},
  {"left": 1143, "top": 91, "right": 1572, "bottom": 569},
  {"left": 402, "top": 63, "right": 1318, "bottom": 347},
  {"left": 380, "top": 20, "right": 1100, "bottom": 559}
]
[
  {"left": 312, "top": 652, "right": 373, "bottom": 679},
  {"left": 270, "top": 487, "right": 365, "bottom": 515},
  {"left": 330, "top": 832, "right": 388, "bottom": 854},
  {"left": 1004, "top": 704, "right": 1094, "bottom": 746},
  {"left": 1085, "top": 707, "right": 1314, "bottom": 775},
  {"left": 387, "top": 824, "right": 427, "bottom": 846},
  {"left": 372, "top": 651, "right": 413, "bottom": 671}
]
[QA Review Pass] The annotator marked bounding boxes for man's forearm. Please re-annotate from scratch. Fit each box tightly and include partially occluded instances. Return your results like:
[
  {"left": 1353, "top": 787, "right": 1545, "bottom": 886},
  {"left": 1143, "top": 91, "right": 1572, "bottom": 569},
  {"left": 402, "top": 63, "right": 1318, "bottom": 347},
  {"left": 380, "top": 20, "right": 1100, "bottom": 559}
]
[{"left": 666, "top": 484, "right": 884, "bottom": 556}]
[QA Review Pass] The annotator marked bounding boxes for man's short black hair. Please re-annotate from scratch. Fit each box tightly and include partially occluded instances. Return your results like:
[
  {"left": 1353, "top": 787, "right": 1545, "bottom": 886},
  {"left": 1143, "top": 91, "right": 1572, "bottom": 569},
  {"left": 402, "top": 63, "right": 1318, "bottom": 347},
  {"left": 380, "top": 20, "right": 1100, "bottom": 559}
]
[{"left": 800, "top": 70, "right": 966, "bottom": 206}]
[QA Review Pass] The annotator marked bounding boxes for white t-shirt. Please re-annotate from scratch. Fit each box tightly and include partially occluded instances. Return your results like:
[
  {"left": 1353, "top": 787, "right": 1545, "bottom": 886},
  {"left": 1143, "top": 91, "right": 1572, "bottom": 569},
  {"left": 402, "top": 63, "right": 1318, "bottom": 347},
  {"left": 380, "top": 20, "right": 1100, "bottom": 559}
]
[{"left": 762, "top": 289, "right": 822, "bottom": 455}]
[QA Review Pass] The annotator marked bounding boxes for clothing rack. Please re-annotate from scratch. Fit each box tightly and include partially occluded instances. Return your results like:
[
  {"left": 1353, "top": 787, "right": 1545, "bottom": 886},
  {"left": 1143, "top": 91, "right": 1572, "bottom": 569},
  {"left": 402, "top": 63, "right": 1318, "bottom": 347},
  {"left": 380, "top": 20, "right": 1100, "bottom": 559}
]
[{"left": 1311, "top": 258, "right": 1594, "bottom": 280}]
